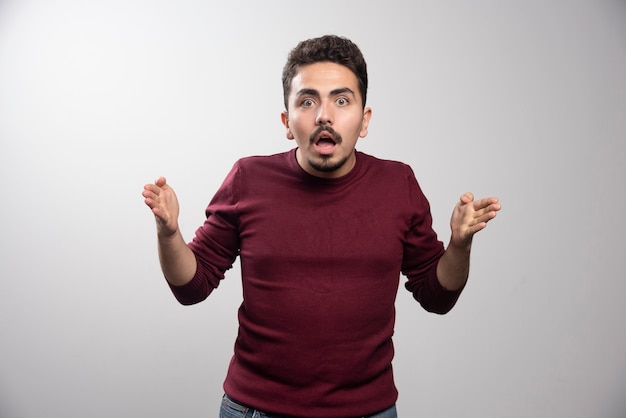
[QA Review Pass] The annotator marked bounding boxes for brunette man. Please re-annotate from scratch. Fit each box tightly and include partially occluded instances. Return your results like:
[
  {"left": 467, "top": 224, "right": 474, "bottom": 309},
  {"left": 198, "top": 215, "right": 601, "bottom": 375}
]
[{"left": 142, "top": 35, "right": 500, "bottom": 418}]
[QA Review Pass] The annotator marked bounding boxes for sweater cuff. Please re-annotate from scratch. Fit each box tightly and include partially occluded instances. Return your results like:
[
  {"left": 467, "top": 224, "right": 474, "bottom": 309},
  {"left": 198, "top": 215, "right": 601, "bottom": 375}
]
[
  {"left": 167, "top": 267, "right": 211, "bottom": 306},
  {"left": 419, "top": 266, "right": 465, "bottom": 314}
]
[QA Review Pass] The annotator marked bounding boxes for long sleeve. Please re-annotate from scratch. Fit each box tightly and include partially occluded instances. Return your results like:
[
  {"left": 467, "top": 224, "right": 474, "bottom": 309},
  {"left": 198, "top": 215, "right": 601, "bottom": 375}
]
[
  {"left": 400, "top": 166, "right": 463, "bottom": 314},
  {"left": 168, "top": 162, "right": 241, "bottom": 305}
]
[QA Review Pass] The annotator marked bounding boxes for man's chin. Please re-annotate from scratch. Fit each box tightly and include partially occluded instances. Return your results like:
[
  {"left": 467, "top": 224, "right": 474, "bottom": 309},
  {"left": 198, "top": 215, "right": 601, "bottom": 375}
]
[{"left": 308, "top": 155, "right": 349, "bottom": 174}]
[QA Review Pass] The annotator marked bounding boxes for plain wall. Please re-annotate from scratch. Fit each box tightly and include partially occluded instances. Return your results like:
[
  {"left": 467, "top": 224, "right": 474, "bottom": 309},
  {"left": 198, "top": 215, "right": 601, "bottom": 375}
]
[{"left": 1, "top": 1, "right": 625, "bottom": 417}]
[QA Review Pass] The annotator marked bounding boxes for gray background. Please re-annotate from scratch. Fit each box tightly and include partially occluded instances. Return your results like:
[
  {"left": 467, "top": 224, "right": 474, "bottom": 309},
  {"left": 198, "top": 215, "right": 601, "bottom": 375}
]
[{"left": 1, "top": 0, "right": 625, "bottom": 417}]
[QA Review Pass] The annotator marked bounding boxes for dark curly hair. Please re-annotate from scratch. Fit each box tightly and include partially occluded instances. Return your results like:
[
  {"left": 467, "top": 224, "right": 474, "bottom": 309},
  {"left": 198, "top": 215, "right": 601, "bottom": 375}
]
[{"left": 281, "top": 35, "right": 368, "bottom": 110}]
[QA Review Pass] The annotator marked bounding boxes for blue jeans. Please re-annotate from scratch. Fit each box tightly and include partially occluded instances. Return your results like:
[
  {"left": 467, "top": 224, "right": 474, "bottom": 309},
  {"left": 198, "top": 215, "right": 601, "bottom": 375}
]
[{"left": 219, "top": 394, "right": 398, "bottom": 418}]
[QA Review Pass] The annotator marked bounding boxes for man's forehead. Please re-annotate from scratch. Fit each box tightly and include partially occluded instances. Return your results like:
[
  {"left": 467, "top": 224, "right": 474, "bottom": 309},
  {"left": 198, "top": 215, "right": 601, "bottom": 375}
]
[{"left": 291, "top": 62, "right": 359, "bottom": 91}]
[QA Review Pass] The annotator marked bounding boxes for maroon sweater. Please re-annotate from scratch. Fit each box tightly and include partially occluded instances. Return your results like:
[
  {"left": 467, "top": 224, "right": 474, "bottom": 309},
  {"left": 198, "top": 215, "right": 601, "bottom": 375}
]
[{"left": 170, "top": 149, "right": 463, "bottom": 417}]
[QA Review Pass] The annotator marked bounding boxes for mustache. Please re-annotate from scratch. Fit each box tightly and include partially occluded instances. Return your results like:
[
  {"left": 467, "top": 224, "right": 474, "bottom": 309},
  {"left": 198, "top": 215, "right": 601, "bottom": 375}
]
[{"left": 309, "top": 125, "right": 342, "bottom": 144}]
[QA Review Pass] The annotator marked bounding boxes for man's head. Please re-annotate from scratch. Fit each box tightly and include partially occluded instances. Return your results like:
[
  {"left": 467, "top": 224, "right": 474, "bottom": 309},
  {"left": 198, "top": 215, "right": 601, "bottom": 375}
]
[
  {"left": 280, "top": 35, "right": 372, "bottom": 179},
  {"left": 282, "top": 35, "right": 368, "bottom": 110}
]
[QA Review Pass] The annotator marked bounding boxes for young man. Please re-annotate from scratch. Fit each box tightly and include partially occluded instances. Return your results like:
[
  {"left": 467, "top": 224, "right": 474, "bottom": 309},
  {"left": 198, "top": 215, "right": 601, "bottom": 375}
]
[{"left": 142, "top": 35, "right": 500, "bottom": 418}]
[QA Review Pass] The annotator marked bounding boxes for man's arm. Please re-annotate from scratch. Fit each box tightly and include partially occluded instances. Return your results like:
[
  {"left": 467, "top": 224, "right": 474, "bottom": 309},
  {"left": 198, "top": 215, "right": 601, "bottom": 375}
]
[
  {"left": 142, "top": 176, "right": 197, "bottom": 286},
  {"left": 436, "top": 192, "right": 501, "bottom": 291}
]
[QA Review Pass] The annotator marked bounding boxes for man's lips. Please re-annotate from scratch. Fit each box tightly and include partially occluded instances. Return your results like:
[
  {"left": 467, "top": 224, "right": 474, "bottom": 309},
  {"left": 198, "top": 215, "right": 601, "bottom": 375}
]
[
  {"left": 315, "top": 135, "right": 336, "bottom": 146},
  {"left": 311, "top": 126, "right": 340, "bottom": 144},
  {"left": 315, "top": 141, "right": 336, "bottom": 154},
  {"left": 311, "top": 127, "right": 339, "bottom": 155}
]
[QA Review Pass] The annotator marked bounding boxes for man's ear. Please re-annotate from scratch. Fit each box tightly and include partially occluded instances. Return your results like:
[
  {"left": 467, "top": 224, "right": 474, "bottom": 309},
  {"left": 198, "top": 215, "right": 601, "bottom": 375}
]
[
  {"left": 359, "top": 107, "right": 372, "bottom": 138},
  {"left": 281, "top": 111, "right": 294, "bottom": 140}
]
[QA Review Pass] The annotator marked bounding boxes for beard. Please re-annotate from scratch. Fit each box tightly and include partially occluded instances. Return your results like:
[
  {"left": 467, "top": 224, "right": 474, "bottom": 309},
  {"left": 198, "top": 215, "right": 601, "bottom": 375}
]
[
  {"left": 307, "top": 153, "right": 350, "bottom": 173},
  {"left": 307, "top": 125, "right": 347, "bottom": 172}
]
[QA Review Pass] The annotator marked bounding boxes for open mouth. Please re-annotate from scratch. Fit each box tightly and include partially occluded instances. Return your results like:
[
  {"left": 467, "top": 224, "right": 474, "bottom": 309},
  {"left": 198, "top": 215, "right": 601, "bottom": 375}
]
[{"left": 313, "top": 129, "right": 338, "bottom": 154}]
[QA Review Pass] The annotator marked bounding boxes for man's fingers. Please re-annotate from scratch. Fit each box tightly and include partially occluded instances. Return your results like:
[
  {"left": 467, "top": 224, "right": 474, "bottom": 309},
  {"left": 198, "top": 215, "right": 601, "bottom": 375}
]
[
  {"left": 143, "top": 178, "right": 173, "bottom": 203},
  {"left": 477, "top": 210, "right": 497, "bottom": 224},
  {"left": 459, "top": 192, "right": 474, "bottom": 204},
  {"left": 472, "top": 196, "right": 497, "bottom": 209},
  {"left": 143, "top": 183, "right": 162, "bottom": 197}
]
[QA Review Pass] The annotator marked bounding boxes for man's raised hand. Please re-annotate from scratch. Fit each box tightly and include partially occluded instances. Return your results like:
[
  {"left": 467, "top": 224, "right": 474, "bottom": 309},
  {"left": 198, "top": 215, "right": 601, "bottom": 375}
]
[
  {"left": 449, "top": 192, "right": 501, "bottom": 248},
  {"left": 142, "top": 177, "right": 180, "bottom": 237}
]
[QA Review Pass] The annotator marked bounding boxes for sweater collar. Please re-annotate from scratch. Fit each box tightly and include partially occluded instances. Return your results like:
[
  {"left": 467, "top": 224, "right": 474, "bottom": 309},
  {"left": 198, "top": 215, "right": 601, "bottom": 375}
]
[{"left": 288, "top": 147, "right": 364, "bottom": 187}]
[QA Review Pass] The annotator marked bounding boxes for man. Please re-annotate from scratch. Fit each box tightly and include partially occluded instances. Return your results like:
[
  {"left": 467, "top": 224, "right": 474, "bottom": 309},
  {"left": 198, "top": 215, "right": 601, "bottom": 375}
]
[{"left": 142, "top": 35, "right": 500, "bottom": 418}]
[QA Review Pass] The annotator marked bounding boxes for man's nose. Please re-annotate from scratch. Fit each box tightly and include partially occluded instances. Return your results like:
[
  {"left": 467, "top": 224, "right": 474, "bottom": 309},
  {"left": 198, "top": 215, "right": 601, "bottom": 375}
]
[{"left": 316, "top": 101, "right": 333, "bottom": 125}]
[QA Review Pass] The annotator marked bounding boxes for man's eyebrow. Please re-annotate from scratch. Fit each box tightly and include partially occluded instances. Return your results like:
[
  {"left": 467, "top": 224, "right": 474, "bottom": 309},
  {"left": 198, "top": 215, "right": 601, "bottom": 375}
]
[
  {"left": 295, "top": 88, "right": 320, "bottom": 98},
  {"left": 330, "top": 87, "right": 356, "bottom": 97},
  {"left": 295, "top": 87, "right": 356, "bottom": 97}
]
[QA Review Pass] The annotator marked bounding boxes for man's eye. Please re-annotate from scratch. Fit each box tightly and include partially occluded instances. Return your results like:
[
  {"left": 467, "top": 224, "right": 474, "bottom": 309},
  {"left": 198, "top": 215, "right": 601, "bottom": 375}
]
[
  {"left": 301, "top": 99, "right": 314, "bottom": 107},
  {"left": 336, "top": 97, "right": 348, "bottom": 106}
]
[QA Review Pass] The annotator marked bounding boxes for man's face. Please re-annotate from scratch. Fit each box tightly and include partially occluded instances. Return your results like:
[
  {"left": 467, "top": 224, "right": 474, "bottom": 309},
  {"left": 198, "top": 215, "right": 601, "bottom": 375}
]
[{"left": 281, "top": 62, "right": 372, "bottom": 178}]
